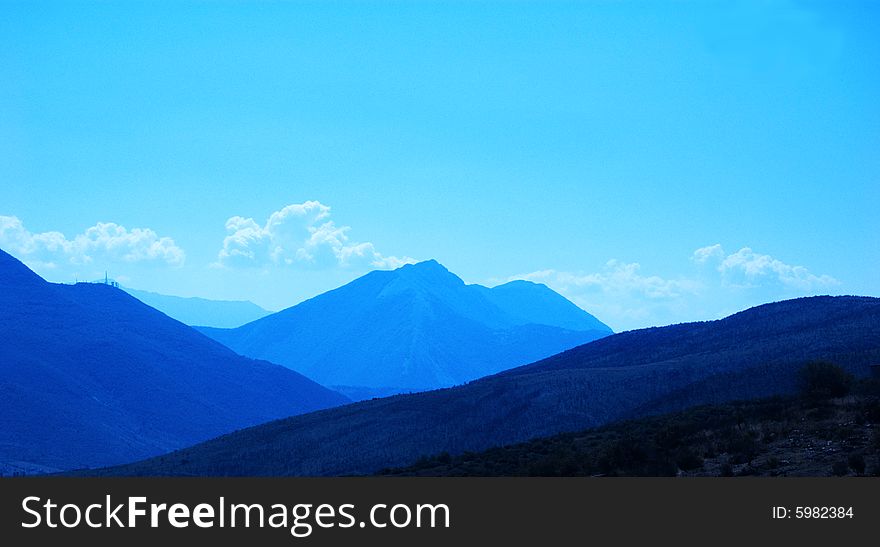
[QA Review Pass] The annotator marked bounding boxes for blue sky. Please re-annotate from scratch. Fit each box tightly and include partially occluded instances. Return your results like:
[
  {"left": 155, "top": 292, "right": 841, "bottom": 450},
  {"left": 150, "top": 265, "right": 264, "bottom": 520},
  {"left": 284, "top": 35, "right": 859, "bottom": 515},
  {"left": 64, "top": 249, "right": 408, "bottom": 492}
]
[{"left": 1, "top": 0, "right": 877, "bottom": 331}]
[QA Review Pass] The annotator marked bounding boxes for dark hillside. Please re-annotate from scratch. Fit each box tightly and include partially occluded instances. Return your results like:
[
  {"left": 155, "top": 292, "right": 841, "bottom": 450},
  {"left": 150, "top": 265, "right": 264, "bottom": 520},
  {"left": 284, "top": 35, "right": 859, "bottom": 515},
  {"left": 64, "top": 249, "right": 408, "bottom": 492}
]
[
  {"left": 382, "top": 378, "right": 880, "bottom": 477},
  {"left": 88, "top": 296, "right": 880, "bottom": 476},
  {"left": 0, "top": 248, "right": 348, "bottom": 474}
]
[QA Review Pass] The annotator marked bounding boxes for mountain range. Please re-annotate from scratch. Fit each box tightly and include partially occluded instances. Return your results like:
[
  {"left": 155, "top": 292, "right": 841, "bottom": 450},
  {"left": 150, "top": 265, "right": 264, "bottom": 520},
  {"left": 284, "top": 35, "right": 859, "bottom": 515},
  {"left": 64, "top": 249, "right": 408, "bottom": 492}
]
[
  {"left": 94, "top": 295, "right": 880, "bottom": 477},
  {"left": 122, "top": 287, "right": 270, "bottom": 328},
  {"left": 199, "top": 260, "right": 612, "bottom": 397},
  {"left": 0, "top": 248, "right": 348, "bottom": 474}
]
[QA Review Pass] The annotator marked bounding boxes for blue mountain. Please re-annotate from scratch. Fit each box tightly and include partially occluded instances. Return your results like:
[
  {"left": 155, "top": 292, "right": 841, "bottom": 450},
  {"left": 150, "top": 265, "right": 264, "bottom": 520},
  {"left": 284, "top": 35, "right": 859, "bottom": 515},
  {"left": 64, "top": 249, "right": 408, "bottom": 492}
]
[
  {"left": 122, "top": 287, "right": 270, "bottom": 328},
  {"left": 199, "top": 260, "right": 612, "bottom": 397},
  {"left": 0, "top": 248, "right": 348, "bottom": 474}
]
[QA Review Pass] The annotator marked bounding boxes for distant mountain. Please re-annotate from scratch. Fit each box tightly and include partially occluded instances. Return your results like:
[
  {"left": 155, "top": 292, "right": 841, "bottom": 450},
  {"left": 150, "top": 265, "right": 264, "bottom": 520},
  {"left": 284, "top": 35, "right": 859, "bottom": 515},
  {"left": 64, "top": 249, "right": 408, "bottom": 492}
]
[
  {"left": 198, "top": 260, "right": 612, "bottom": 397},
  {"left": 471, "top": 280, "right": 606, "bottom": 332},
  {"left": 123, "top": 287, "right": 270, "bottom": 328},
  {"left": 0, "top": 248, "right": 348, "bottom": 474},
  {"left": 95, "top": 295, "right": 880, "bottom": 477}
]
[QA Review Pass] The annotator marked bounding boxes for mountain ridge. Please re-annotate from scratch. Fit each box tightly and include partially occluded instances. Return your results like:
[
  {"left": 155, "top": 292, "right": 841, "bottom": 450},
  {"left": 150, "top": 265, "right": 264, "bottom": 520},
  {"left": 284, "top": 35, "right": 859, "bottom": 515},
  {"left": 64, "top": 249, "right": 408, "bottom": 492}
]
[
  {"left": 90, "top": 295, "right": 880, "bottom": 477},
  {"left": 500, "top": 295, "right": 879, "bottom": 377},
  {"left": 122, "top": 287, "right": 270, "bottom": 328}
]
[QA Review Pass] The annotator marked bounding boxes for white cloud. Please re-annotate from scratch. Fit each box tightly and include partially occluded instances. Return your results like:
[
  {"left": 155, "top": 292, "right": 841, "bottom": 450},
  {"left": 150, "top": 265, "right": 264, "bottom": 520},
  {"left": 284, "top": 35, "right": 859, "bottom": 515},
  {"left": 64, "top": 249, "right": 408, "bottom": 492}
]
[
  {"left": 691, "top": 243, "right": 726, "bottom": 264},
  {"left": 508, "top": 261, "right": 701, "bottom": 331},
  {"left": 513, "top": 260, "right": 699, "bottom": 300},
  {"left": 216, "top": 201, "right": 415, "bottom": 270},
  {"left": 0, "top": 215, "right": 185, "bottom": 271},
  {"left": 506, "top": 244, "right": 838, "bottom": 332},
  {"left": 692, "top": 244, "right": 838, "bottom": 290}
]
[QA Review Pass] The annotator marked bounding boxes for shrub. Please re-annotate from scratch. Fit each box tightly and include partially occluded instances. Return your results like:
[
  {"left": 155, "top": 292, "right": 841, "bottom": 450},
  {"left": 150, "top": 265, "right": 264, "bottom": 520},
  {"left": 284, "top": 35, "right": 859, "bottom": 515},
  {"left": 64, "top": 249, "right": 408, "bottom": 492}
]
[
  {"left": 720, "top": 461, "right": 734, "bottom": 477},
  {"left": 648, "top": 459, "right": 679, "bottom": 477},
  {"left": 864, "top": 401, "right": 880, "bottom": 424},
  {"left": 675, "top": 448, "right": 704, "bottom": 471},
  {"left": 726, "top": 430, "right": 760, "bottom": 465},
  {"left": 798, "top": 361, "right": 854, "bottom": 400},
  {"left": 848, "top": 453, "right": 866, "bottom": 475},
  {"left": 831, "top": 460, "right": 849, "bottom": 476}
]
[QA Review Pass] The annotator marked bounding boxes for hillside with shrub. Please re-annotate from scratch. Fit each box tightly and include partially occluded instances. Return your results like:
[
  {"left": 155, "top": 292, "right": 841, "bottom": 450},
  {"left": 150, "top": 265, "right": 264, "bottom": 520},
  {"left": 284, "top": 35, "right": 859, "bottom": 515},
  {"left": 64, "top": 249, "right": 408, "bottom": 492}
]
[{"left": 384, "top": 366, "right": 880, "bottom": 477}]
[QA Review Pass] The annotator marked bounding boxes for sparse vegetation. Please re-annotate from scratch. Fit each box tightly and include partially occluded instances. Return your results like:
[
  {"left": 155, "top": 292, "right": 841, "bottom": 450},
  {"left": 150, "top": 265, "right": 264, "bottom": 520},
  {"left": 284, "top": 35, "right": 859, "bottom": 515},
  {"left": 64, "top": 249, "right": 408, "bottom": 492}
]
[{"left": 382, "top": 371, "right": 880, "bottom": 477}]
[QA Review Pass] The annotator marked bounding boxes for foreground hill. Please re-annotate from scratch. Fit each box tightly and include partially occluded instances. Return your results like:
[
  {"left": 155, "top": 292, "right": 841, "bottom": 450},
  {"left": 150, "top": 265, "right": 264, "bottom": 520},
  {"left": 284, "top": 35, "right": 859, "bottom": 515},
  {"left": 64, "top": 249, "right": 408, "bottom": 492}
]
[
  {"left": 383, "top": 377, "right": 880, "bottom": 477},
  {"left": 0, "top": 249, "right": 348, "bottom": 474},
  {"left": 92, "top": 295, "right": 880, "bottom": 476},
  {"left": 123, "top": 287, "right": 270, "bottom": 328},
  {"left": 199, "top": 260, "right": 611, "bottom": 396}
]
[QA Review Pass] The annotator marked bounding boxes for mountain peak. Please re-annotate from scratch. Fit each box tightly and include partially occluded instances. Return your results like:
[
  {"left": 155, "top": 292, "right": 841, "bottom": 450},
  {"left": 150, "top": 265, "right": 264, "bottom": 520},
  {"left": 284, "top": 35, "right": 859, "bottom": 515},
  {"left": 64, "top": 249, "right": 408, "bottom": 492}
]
[
  {"left": 483, "top": 278, "right": 612, "bottom": 333},
  {"left": 401, "top": 259, "right": 446, "bottom": 272},
  {"left": 392, "top": 259, "right": 463, "bottom": 287}
]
